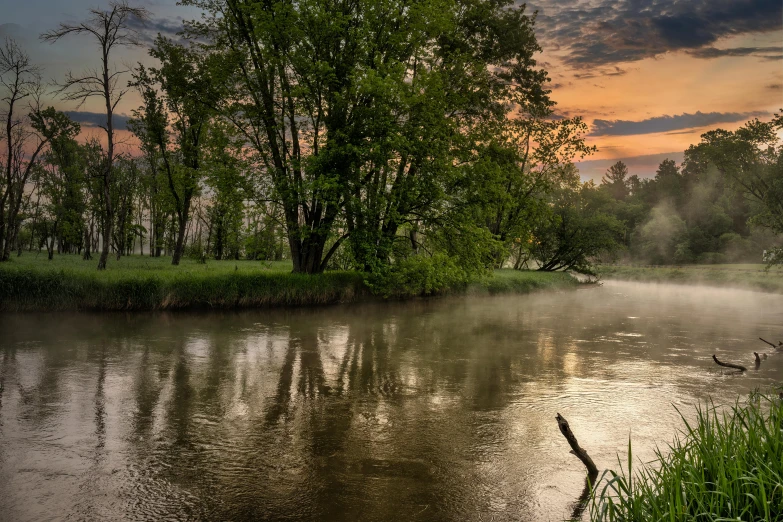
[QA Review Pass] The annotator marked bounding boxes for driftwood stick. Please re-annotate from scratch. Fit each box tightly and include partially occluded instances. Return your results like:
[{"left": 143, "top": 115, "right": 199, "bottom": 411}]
[
  {"left": 760, "top": 337, "right": 777, "bottom": 349},
  {"left": 712, "top": 354, "right": 747, "bottom": 372},
  {"left": 556, "top": 413, "right": 598, "bottom": 476}
]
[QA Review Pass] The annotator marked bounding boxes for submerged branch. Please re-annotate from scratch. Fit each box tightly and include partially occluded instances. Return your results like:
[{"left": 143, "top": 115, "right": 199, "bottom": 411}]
[{"left": 712, "top": 354, "right": 747, "bottom": 372}]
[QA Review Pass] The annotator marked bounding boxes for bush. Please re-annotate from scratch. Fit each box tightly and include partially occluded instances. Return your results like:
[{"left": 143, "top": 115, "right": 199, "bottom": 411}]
[
  {"left": 364, "top": 253, "right": 472, "bottom": 298},
  {"left": 696, "top": 251, "right": 727, "bottom": 264}
]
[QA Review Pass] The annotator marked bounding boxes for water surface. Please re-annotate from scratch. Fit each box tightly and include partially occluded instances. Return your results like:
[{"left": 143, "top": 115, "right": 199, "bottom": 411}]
[{"left": 1, "top": 281, "right": 781, "bottom": 521}]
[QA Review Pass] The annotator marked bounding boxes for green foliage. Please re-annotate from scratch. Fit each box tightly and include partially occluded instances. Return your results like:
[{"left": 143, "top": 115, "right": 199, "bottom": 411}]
[
  {"left": 178, "top": 0, "right": 558, "bottom": 273},
  {"left": 530, "top": 181, "right": 624, "bottom": 274},
  {"left": 364, "top": 253, "right": 473, "bottom": 298},
  {"left": 600, "top": 161, "right": 630, "bottom": 201},
  {"left": 598, "top": 116, "right": 783, "bottom": 266},
  {"left": 590, "top": 393, "right": 783, "bottom": 522}
]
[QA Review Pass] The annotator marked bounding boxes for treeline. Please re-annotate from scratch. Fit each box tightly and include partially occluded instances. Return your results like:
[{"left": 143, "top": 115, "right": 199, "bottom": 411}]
[
  {"left": 1, "top": 0, "right": 781, "bottom": 289},
  {"left": 597, "top": 114, "right": 783, "bottom": 265}
]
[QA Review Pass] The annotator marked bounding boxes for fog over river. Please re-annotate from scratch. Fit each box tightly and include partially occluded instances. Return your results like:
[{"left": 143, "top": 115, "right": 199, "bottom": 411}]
[{"left": 1, "top": 281, "right": 781, "bottom": 521}]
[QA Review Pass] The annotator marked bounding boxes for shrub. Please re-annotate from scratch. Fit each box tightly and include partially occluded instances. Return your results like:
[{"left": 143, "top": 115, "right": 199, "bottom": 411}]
[{"left": 364, "top": 253, "right": 472, "bottom": 298}]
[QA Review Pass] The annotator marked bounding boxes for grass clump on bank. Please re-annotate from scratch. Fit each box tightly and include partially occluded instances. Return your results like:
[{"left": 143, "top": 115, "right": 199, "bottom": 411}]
[
  {"left": 599, "top": 264, "right": 783, "bottom": 293},
  {"left": 0, "top": 254, "right": 577, "bottom": 311},
  {"left": 590, "top": 392, "right": 783, "bottom": 521}
]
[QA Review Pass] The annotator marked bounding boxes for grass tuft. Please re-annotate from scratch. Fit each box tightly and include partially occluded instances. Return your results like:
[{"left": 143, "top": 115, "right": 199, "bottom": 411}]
[{"left": 590, "top": 392, "right": 783, "bottom": 521}]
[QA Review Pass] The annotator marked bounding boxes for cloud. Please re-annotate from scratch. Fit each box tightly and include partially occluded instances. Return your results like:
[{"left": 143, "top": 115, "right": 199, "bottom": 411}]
[
  {"left": 65, "top": 111, "right": 131, "bottom": 131},
  {"left": 589, "top": 111, "right": 769, "bottom": 136},
  {"left": 573, "top": 66, "right": 627, "bottom": 80},
  {"left": 126, "top": 14, "right": 185, "bottom": 43},
  {"left": 768, "top": 83, "right": 783, "bottom": 90},
  {"left": 688, "top": 46, "right": 783, "bottom": 60},
  {"left": 529, "top": 0, "right": 783, "bottom": 67}
]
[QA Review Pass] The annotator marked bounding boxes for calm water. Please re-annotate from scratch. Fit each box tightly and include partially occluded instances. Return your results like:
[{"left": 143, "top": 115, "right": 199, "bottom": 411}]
[{"left": 1, "top": 281, "right": 781, "bottom": 521}]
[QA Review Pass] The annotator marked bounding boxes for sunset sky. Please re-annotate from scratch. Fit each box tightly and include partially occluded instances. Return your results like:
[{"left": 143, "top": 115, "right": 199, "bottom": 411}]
[{"left": 1, "top": 0, "right": 781, "bottom": 181}]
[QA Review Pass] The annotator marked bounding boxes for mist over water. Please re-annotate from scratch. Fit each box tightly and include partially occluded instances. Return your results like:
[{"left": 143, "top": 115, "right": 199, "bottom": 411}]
[{"left": 1, "top": 281, "right": 781, "bottom": 521}]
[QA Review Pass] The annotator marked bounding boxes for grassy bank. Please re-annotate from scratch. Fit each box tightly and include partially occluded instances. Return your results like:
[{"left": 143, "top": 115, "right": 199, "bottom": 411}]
[
  {"left": 0, "top": 254, "right": 577, "bottom": 311},
  {"left": 590, "top": 392, "right": 783, "bottom": 521},
  {"left": 599, "top": 264, "right": 783, "bottom": 293}
]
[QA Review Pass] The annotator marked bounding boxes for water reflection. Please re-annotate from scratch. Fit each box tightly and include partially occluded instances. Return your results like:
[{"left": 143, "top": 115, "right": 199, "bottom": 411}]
[{"left": 1, "top": 281, "right": 782, "bottom": 521}]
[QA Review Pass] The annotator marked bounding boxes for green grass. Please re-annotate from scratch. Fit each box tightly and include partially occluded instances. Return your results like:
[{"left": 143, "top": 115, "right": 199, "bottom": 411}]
[
  {"left": 472, "top": 268, "right": 579, "bottom": 294},
  {"left": 590, "top": 392, "right": 783, "bottom": 522},
  {"left": 0, "top": 253, "right": 577, "bottom": 311},
  {"left": 599, "top": 264, "right": 783, "bottom": 293}
]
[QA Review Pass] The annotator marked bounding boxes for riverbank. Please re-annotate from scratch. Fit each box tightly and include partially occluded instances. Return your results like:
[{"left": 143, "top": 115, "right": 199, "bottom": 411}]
[
  {"left": 0, "top": 254, "right": 577, "bottom": 312},
  {"left": 599, "top": 264, "right": 783, "bottom": 293}
]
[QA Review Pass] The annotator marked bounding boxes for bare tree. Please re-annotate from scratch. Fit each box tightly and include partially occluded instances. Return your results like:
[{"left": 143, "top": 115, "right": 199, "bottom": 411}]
[
  {"left": 0, "top": 38, "right": 49, "bottom": 261},
  {"left": 41, "top": 1, "right": 149, "bottom": 269}
]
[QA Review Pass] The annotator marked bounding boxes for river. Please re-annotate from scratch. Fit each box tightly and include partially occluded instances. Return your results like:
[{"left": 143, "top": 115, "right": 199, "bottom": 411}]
[{"left": 1, "top": 280, "right": 781, "bottom": 521}]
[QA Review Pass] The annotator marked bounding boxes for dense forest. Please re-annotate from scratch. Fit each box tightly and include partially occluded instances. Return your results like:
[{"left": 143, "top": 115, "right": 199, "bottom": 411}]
[{"left": 1, "top": 0, "right": 781, "bottom": 290}]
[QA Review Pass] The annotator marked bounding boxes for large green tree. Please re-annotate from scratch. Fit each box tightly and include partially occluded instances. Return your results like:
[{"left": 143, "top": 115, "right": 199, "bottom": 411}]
[{"left": 181, "top": 0, "right": 556, "bottom": 273}]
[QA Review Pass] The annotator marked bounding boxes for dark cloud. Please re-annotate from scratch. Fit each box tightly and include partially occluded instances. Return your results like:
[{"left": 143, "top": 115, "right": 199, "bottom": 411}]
[
  {"left": 65, "top": 111, "right": 130, "bottom": 131},
  {"left": 589, "top": 111, "right": 768, "bottom": 136},
  {"left": 768, "top": 83, "right": 783, "bottom": 90},
  {"left": 529, "top": 0, "right": 783, "bottom": 67},
  {"left": 573, "top": 66, "right": 627, "bottom": 80},
  {"left": 688, "top": 46, "right": 783, "bottom": 59},
  {"left": 126, "top": 14, "right": 185, "bottom": 43}
]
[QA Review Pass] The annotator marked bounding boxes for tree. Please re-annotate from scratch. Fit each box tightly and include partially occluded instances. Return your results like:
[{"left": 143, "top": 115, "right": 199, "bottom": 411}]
[
  {"left": 600, "top": 160, "right": 629, "bottom": 201},
  {"left": 130, "top": 37, "right": 214, "bottom": 265},
  {"left": 0, "top": 39, "right": 48, "bottom": 261},
  {"left": 41, "top": 1, "right": 150, "bottom": 269},
  {"left": 460, "top": 116, "right": 595, "bottom": 268},
  {"left": 529, "top": 176, "right": 624, "bottom": 275},
  {"left": 181, "top": 0, "right": 557, "bottom": 274},
  {"left": 34, "top": 110, "right": 84, "bottom": 258},
  {"left": 685, "top": 113, "right": 783, "bottom": 235}
]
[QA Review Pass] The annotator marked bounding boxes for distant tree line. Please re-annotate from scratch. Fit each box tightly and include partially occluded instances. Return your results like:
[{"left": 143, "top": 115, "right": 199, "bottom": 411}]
[
  {"left": 596, "top": 112, "right": 783, "bottom": 266},
  {"left": 1, "top": 0, "right": 781, "bottom": 290}
]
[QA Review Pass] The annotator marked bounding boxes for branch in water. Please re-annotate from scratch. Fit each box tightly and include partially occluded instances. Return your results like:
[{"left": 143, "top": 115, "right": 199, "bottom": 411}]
[
  {"left": 556, "top": 413, "right": 598, "bottom": 475},
  {"left": 712, "top": 354, "right": 747, "bottom": 372}
]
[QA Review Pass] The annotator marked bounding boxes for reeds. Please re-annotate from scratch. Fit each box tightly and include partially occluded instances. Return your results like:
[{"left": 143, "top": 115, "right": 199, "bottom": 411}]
[{"left": 590, "top": 392, "right": 783, "bottom": 521}]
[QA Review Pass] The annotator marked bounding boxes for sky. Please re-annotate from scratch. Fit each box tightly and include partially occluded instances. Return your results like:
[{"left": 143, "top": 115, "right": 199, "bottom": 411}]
[{"left": 1, "top": 0, "right": 781, "bottom": 181}]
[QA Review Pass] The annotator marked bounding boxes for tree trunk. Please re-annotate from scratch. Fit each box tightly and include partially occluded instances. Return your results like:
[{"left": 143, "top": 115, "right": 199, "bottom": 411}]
[
  {"left": 171, "top": 210, "right": 188, "bottom": 266},
  {"left": 98, "top": 178, "right": 112, "bottom": 270},
  {"left": 83, "top": 224, "right": 92, "bottom": 260}
]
